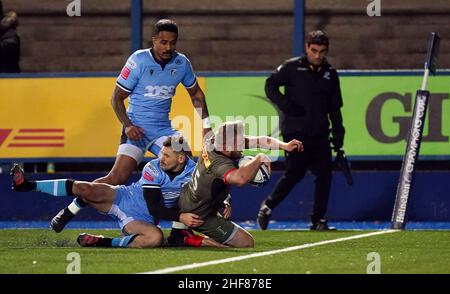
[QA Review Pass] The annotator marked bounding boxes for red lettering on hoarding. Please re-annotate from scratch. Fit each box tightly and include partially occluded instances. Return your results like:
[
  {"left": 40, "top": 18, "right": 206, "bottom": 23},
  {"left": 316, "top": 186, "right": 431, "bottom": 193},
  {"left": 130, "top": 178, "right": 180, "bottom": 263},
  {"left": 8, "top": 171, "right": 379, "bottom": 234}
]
[
  {"left": 14, "top": 136, "right": 64, "bottom": 140},
  {"left": 0, "top": 129, "right": 12, "bottom": 146},
  {"left": 0, "top": 128, "right": 66, "bottom": 148},
  {"left": 9, "top": 143, "right": 65, "bottom": 147},
  {"left": 19, "top": 129, "right": 64, "bottom": 133}
]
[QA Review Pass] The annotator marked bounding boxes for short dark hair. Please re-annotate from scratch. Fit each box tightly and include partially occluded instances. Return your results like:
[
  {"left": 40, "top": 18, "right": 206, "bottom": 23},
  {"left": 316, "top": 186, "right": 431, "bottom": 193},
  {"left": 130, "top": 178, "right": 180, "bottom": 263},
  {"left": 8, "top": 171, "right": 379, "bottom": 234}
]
[
  {"left": 153, "top": 19, "right": 178, "bottom": 37},
  {"left": 162, "top": 135, "right": 190, "bottom": 154},
  {"left": 306, "top": 30, "right": 329, "bottom": 47}
]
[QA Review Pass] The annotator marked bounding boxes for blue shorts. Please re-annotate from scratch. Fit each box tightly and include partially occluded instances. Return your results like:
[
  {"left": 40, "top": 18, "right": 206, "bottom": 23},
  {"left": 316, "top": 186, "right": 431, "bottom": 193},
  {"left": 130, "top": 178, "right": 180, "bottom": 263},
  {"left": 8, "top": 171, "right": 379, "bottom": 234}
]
[
  {"left": 108, "top": 184, "right": 155, "bottom": 231},
  {"left": 118, "top": 126, "right": 181, "bottom": 163}
]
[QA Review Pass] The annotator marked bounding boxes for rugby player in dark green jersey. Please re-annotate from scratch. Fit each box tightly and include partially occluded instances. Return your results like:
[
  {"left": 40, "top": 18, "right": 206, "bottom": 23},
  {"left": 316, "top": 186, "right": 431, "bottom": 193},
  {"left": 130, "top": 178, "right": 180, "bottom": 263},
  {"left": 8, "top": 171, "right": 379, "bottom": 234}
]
[{"left": 178, "top": 121, "right": 303, "bottom": 247}]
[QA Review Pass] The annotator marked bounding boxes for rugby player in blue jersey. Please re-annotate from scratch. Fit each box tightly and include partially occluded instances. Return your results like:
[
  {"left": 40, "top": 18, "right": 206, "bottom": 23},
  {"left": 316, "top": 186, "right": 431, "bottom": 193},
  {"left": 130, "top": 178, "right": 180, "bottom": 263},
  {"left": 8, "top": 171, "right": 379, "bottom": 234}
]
[
  {"left": 49, "top": 19, "right": 212, "bottom": 238},
  {"left": 11, "top": 136, "right": 223, "bottom": 248}
]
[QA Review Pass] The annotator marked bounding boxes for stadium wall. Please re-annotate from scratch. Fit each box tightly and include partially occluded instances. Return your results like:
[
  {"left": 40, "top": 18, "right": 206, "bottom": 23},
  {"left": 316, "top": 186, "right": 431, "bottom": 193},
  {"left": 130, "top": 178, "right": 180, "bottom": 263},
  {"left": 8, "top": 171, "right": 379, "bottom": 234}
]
[{"left": 1, "top": 0, "right": 450, "bottom": 72}]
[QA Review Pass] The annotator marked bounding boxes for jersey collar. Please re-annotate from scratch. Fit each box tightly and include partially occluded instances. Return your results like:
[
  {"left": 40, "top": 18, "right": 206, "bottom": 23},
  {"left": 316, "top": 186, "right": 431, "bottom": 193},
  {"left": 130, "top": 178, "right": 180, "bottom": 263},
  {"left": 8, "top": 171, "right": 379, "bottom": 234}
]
[
  {"left": 165, "top": 157, "right": 195, "bottom": 181},
  {"left": 149, "top": 49, "right": 178, "bottom": 70}
]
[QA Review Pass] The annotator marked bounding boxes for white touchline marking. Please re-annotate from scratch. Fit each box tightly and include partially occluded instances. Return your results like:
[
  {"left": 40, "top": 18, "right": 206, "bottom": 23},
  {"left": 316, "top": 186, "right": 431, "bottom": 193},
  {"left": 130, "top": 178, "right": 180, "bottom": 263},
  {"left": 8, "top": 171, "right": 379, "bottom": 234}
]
[{"left": 138, "top": 229, "right": 398, "bottom": 274}]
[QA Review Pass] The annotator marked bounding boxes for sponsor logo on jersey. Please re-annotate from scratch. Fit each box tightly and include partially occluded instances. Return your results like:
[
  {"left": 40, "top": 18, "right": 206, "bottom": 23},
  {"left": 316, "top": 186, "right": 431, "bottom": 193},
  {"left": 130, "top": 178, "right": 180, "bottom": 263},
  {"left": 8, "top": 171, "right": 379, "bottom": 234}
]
[
  {"left": 148, "top": 163, "right": 159, "bottom": 175},
  {"left": 120, "top": 66, "right": 131, "bottom": 80},
  {"left": 143, "top": 171, "right": 154, "bottom": 182},
  {"left": 143, "top": 162, "right": 160, "bottom": 181},
  {"left": 126, "top": 58, "right": 137, "bottom": 69},
  {"left": 201, "top": 145, "right": 211, "bottom": 168},
  {"left": 144, "top": 85, "right": 176, "bottom": 99},
  {"left": 216, "top": 226, "right": 226, "bottom": 236},
  {"left": 170, "top": 69, "right": 176, "bottom": 76},
  {"left": 323, "top": 71, "right": 331, "bottom": 80}
]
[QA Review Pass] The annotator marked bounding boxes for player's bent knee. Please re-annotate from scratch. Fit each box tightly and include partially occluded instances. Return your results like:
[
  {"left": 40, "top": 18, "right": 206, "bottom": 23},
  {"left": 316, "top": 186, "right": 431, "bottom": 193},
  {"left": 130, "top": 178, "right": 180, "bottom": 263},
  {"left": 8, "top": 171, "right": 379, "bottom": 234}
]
[
  {"left": 227, "top": 229, "right": 254, "bottom": 248},
  {"left": 137, "top": 231, "right": 164, "bottom": 248},
  {"left": 148, "top": 230, "right": 164, "bottom": 247},
  {"left": 103, "top": 171, "right": 129, "bottom": 186},
  {"left": 231, "top": 235, "right": 254, "bottom": 248},
  {"left": 241, "top": 235, "right": 254, "bottom": 248},
  {"left": 73, "top": 182, "right": 94, "bottom": 198}
]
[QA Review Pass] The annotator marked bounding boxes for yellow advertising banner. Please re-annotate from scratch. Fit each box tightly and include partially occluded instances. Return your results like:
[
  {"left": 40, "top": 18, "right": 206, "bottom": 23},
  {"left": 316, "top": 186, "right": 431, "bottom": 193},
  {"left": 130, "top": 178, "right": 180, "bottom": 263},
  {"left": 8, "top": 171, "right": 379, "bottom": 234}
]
[{"left": 0, "top": 77, "right": 204, "bottom": 159}]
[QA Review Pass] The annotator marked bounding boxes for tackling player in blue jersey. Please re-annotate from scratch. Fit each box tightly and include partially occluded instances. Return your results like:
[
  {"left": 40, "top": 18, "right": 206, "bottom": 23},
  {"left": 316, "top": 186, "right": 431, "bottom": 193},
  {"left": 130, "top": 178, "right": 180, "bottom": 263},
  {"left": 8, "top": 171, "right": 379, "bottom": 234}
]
[
  {"left": 11, "top": 136, "right": 223, "bottom": 248},
  {"left": 50, "top": 19, "right": 212, "bottom": 235}
]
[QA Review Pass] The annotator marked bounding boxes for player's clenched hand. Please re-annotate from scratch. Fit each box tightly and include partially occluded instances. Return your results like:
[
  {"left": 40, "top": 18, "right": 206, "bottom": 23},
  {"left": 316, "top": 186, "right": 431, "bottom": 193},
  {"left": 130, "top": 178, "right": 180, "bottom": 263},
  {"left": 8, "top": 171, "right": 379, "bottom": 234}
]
[
  {"left": 179, "top": 213, "right": 204, "bottom": 227},
  {"left": 257, "top": 153, "right": 272, "bottom": 174},
  {"left": 125, "top": 125, "right": 145, "bottom": 141},
  {"left": 283, "top": 139, "right": 303, "bottom": 152}
]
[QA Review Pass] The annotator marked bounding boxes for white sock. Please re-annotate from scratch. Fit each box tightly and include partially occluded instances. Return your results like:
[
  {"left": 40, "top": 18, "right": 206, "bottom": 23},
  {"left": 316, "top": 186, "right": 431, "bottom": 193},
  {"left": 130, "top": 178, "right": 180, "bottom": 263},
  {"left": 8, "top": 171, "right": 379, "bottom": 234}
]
[
  {"left": 172, "top": 221, "right": 187, "bottom": 229},
  {"left": 67, "top": 199, "right": 82, "bottom": 214}
]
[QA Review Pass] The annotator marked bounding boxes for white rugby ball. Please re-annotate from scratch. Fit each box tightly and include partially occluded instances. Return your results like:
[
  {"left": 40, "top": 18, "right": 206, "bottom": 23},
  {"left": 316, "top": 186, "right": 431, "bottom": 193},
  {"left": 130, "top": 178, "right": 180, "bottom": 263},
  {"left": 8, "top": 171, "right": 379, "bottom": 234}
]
[{"left": 238, "top": 155, "right": 271, "bottom": 187}]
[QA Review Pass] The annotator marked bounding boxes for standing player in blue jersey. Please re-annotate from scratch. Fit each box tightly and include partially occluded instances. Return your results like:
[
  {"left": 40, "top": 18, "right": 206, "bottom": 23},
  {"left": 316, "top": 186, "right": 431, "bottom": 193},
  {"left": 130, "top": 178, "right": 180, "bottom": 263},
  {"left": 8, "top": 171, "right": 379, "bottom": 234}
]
[
  {"left": 50, "top": 19, "right": 212, "bottom": 234},
  {"left": 11, "top": 136, "right": 223, "bottom": 248}
]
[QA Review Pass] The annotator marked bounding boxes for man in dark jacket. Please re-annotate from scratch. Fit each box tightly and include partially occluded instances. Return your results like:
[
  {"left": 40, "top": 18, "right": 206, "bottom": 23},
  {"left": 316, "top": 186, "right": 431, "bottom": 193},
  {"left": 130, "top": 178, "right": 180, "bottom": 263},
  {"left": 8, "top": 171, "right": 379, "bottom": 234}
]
[
  {"left": 0, "top": 10, "right": 20, "bottom": 73},
  {"left": 257, "top": 30, "right": 345, "bottom": 231}
]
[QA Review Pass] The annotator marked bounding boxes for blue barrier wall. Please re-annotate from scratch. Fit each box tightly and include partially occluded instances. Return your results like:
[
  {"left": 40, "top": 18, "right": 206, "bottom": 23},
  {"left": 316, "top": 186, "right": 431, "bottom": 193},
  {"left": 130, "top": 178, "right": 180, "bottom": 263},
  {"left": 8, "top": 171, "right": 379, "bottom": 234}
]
[{"left": 1, "top": 171, "right": 449, "bottom": 222}]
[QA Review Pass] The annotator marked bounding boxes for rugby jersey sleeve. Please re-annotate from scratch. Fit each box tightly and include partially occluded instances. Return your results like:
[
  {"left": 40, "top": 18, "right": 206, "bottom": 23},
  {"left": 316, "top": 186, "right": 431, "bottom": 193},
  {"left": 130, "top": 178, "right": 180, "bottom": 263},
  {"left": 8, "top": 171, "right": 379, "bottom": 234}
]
[
  {"left": 140, "top": 160, "right": 163, "bottom": 188},
  {"left": 211, "top": 156, "right": 238, "bottom": 185},
  {"left": 182, "top": 57, "right": 197, "bottom": 89}
]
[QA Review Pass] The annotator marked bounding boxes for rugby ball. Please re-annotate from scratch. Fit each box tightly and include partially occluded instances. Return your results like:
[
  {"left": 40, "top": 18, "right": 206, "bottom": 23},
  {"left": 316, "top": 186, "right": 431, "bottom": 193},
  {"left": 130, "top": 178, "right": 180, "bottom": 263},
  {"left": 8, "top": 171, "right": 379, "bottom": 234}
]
[{"left": 238, "top": 156, "right": 271, "bottom": 187}]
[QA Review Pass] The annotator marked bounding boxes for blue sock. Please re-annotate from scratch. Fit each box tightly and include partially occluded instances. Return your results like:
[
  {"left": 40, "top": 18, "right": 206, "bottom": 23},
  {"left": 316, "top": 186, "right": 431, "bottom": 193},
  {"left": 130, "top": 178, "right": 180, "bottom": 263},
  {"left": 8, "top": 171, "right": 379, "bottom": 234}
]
[
  {"left": 111, "top": 234, "right": 137, "bottom": 248},
  {"left": 36, "top": 179, "right": 73, "bottom": 196}
]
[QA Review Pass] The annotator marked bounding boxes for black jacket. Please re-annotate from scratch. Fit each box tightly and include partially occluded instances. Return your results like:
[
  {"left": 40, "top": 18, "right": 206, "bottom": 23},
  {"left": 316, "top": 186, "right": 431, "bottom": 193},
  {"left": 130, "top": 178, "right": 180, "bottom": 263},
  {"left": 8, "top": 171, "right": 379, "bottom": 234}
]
[
  {"left": 0, "top": 26, "right": 20, "bottom": 73},
  {"left": 265, "top": 55, "right": 345, "bottom": 149}
]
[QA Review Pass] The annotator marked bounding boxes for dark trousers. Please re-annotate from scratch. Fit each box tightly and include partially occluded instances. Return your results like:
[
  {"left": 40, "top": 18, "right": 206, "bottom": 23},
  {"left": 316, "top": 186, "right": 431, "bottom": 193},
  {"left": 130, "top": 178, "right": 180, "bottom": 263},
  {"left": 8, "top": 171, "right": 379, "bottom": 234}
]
[{"left": 265, "top": 133, "right": 332, "bottom": 223}]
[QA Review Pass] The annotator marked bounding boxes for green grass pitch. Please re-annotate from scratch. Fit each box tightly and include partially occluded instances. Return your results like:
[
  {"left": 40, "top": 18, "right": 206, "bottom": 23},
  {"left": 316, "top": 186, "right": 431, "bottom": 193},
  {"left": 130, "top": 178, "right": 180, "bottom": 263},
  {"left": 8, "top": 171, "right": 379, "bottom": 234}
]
[{"left": 0, "top": 229, "right": 449, "bottom": 274}]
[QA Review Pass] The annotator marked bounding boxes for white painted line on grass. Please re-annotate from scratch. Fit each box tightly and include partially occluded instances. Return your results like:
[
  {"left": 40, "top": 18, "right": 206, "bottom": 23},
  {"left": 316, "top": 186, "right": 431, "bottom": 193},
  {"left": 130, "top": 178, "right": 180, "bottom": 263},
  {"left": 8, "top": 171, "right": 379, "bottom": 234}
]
[{"left": 139, "top": 229, "right": 398, "bottom": 274}]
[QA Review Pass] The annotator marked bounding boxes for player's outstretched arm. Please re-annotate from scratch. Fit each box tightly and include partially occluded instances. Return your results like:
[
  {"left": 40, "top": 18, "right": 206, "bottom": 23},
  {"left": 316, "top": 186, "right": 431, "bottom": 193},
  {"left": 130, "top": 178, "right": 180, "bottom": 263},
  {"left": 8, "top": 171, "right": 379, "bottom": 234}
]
[{"left": 245, "top": 136, "right": 303, "bottom": 152}]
